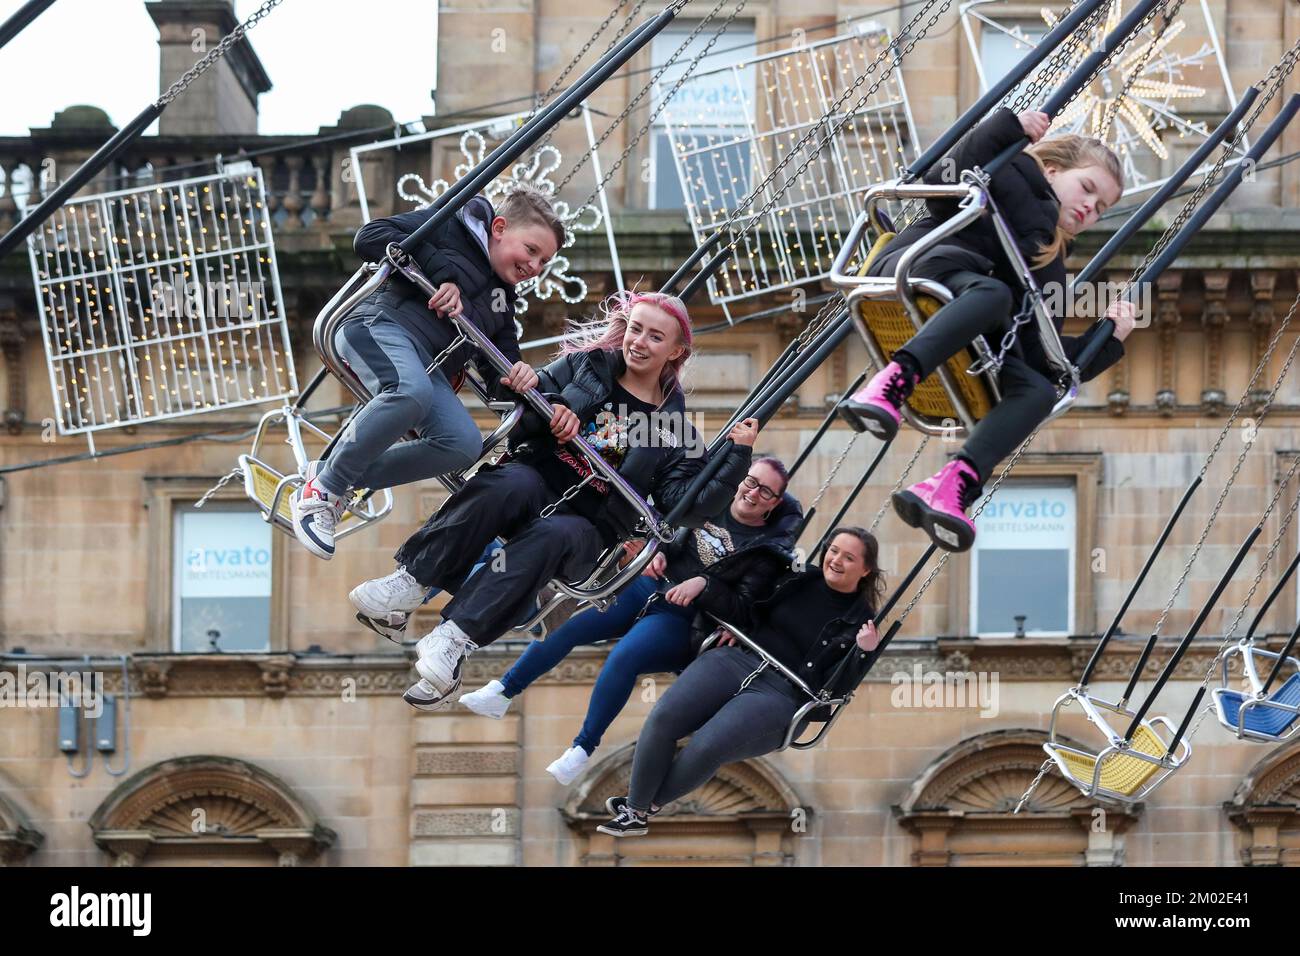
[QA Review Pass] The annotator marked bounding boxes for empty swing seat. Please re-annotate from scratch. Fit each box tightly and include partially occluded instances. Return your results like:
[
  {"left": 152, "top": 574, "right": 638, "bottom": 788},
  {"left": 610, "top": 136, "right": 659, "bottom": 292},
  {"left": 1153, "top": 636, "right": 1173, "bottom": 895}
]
[
  {"left": 1214, "top": 673, "right": 1300, "bottom": 739},
  {"left": 1047, "top": 723, "right": 1168, "bottom": 799}
]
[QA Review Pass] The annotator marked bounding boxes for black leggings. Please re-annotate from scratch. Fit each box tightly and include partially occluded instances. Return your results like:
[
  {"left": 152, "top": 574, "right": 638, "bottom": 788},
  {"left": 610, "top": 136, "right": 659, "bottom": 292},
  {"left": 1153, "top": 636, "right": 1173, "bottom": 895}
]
[
  {"left": 878, "top": 246, "right": 1058, "bottom": 481},
  {"left": 393, "top": 462, "right": 605, "bottom": 646},
  {"left": 627, "top": 646, "right": 805, "bottom": 811}
]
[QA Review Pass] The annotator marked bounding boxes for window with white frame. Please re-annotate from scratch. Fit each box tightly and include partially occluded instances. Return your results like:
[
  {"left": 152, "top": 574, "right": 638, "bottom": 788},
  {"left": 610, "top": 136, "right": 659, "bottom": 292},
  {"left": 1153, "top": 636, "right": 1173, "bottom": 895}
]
[
  {"left": 970, "top": 482, "right": 1076, "bottom": 636},
  {"left": 977, "top": 17, "right": 1049, "bottom": 93},
  {"left": 172, "top": 503, "right": 273, "bottom": 652},
  {"left": 649, "top": 22, "right": 756, "bottom": 209}
]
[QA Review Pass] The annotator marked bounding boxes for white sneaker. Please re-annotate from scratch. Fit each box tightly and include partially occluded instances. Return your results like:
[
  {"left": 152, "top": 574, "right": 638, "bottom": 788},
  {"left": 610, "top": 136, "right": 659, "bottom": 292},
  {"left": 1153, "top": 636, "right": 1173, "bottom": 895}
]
[
  {"left": 546, "top": 745, "right": 590, "bottom": 785},
  {"left": 350, "top": 566, "right": 427, "bottom": 617},
  {"left": 403, "top": 679, "right": 449, "bottom": 712},
  {"left": 413, "top": 620, "right": 477, "bottom": 703},
  {"left": 291, "top": 460, "right": 347, "bottom": 560},
  {"left": 460, "top": 680, "right": 511, "bottom": 719}
]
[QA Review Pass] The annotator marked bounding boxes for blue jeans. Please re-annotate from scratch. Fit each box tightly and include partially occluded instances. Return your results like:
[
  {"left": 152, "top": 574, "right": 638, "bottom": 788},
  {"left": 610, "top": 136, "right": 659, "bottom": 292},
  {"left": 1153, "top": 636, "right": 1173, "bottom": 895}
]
[
  {"left": 318, "top": 312, "right": 482, "bottom": 497},
  {"left": 502, "top": 577, "right": 695, "bottom": 754}
]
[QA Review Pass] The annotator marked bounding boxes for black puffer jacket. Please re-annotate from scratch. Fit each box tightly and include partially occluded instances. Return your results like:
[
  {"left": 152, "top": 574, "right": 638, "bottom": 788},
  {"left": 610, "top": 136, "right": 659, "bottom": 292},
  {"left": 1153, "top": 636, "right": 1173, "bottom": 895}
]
[
  {"left": 872, "top": 107, "right": 1124, "bottom": 382},
  {"left": 507, "top": 347, "right": 752, "bottom": 535},
  {"left": 658, "top": 494, "right": 804, "bottom": 653},
  {"left": 746, "top": 567, "right": 880, "bottom": 701},
  {"left": 354, "top": 195, "right": 522, "bottom": 397}
]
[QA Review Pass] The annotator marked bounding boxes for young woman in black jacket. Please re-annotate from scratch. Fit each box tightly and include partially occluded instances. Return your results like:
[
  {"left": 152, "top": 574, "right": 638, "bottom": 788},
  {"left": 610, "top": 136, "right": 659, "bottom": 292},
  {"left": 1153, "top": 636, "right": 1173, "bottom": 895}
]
[
  {"left": 349, "top": 291, "right": 754, "bottom": 710},
  {"left": 598, "top": 527, "right": 886, "bottom": 837},
  {"left": 838, "top": 108, "right": 1138, "bottom": 553},
  {"left": 456, "top": 454, "right": 803, "bottom": 785}
]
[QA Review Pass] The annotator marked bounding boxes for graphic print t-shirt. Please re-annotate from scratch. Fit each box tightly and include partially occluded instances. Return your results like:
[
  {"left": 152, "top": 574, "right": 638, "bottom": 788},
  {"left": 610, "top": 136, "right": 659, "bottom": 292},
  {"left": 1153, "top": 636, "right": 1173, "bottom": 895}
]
[
  {"left": 667, "top": 509, "right": 769, "bottom": 585},
  {"left": 535, "top": 382, "right": 660, "bottom": 520}
]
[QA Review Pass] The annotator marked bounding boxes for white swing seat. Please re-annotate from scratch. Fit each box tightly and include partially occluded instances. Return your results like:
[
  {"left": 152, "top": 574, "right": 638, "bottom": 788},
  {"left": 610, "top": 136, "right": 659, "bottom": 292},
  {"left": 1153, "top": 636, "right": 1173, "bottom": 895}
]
[
  {"left": 829, "top": 180, "right": 1083, "bottom": 438},
  {"left": 238, "top": 404, "right": 392, "bottom": 540},
  {"left": 1042, "top": 687, "right": 1191, "bottom": 803},
  {"left": 1212, "top": 642, "right": 1300, "bottom": 742},
  {"left": 699, "top": 616, "right": 850, "bottom": 752}
]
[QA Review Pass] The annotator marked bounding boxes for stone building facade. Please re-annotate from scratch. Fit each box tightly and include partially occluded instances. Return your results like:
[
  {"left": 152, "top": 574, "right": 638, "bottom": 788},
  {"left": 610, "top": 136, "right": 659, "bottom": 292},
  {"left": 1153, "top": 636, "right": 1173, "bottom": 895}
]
[{"left": 2, "top": 0, "right": 1300, "bottom": 866}]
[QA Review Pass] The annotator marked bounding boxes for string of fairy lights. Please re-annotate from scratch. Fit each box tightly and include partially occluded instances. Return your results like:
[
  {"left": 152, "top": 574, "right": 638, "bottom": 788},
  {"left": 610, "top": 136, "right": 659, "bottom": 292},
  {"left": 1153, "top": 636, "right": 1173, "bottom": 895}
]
[
  {"left": 28, "top": 169, "right": 297, "bottom": 435},
  {"left": 658, "top": 23, "right": 916, "bottom": 316}
]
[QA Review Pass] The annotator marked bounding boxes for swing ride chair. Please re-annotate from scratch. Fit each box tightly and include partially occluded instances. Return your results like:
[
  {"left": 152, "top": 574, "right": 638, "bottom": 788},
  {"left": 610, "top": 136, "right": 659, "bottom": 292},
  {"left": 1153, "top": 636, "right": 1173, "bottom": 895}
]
[
  {"left": 1212, "top": 642, "right": 1300, "bottom": 743},
  {"left": 828, "top": 172, "right": 1081, "bottom": 438},
  {"left": 307, "top": 244, "right": 671, "bottom": 613},
  {"left": 699, "top": 615, "right": 851, "bottom": 751},
  {"left": 1041, "top": 686, "right": 1192, "bottom": 803}
]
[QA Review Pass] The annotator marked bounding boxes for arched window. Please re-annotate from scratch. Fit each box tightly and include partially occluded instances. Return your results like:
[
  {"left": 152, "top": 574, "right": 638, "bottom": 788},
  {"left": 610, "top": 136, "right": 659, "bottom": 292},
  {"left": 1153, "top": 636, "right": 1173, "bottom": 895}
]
[
  {"left": 560, "top": 742, "right": 804, "bottom": 866},
  {"left": 0, "top": 787, "right": 43, "bottom": 865},
  {"left": 1226, "top": 744, "right": 1300, "bottom": 866},
  {"left": 894, "top": 730, "right": 1143, "bottom": 866},
  {"left": 89, "top": 755, "right": 335, "bottom": 866}
]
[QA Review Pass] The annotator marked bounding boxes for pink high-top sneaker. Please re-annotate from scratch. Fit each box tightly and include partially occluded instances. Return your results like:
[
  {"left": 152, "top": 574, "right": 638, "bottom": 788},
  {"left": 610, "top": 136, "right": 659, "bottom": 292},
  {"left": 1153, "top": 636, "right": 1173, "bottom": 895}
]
[
  {"left": 892, "top": 458, "right": 981, "bottom": 552},
  {"left": 837, "top": 360, "right": 919, "bottom": 441}
]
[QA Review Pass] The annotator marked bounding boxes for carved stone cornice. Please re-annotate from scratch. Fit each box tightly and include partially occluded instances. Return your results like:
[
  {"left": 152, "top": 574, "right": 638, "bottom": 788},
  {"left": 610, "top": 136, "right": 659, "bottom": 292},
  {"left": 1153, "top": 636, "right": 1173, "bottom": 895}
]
[
  {"left": 0, "top": 635, "right": 1251, "bottom": 701},
  {"left": 0, "top": 790, "right": 43, "bottom": 865}
]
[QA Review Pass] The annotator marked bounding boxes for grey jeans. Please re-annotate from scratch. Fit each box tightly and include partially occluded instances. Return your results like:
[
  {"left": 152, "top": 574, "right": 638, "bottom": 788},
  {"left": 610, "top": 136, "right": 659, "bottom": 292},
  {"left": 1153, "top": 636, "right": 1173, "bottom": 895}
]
[
  {"left": 316, "top": 311, "right": 483, "bottom": 497},
  {"left": 628, "top": 645, "right": 806, "bottom": 811}
]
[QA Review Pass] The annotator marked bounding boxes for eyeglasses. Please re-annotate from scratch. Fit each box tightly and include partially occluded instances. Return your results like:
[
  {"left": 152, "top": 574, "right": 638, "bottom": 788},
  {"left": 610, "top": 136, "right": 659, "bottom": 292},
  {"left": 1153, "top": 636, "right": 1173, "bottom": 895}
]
[{"left": 741, "top": 475, "right": 779, "bottom": 501}]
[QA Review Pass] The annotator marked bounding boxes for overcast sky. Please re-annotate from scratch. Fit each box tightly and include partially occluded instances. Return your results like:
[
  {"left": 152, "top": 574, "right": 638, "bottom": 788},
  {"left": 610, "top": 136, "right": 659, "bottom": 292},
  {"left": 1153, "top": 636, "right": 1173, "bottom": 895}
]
[{"left": 0, "top": 0, "right": 439, "bottom": 136}]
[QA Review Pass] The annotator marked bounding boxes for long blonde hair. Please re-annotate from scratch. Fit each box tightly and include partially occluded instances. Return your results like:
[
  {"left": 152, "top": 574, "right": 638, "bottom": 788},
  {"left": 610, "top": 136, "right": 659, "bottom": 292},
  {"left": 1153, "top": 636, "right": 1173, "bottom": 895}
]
[{"left": 1025, "top": 134, "right": 1124, "bottom": 269}]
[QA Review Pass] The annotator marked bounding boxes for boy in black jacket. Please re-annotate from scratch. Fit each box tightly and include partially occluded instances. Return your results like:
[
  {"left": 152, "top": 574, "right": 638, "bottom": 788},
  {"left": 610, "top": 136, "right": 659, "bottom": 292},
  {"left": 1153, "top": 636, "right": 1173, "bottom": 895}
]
[{"left": 293, "top": 187, "right": 564, "bottom": 560}]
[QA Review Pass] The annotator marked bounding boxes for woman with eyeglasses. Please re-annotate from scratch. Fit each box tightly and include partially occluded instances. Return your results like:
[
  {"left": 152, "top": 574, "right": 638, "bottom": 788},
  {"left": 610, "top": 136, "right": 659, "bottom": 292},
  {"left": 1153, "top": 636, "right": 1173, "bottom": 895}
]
[{"left": 458, "top": 428, "right": 805, "bottom": 784}]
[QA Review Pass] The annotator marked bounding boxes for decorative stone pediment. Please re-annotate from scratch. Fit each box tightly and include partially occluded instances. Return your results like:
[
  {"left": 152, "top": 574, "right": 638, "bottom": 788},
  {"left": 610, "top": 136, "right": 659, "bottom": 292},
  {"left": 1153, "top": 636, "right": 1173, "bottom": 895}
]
[
  {"left": 89, "top": 755, "right": 335, "bottom": 866},
  {"left": 560, "top": 742, "right": 802, "bottom": 866},
  {"left": 0, "top": 787, "right": 43, "bottom": 865},
  {"left": 1225, "top": 744, "right": 1300, "bottom": 866},
  {"left": 895, "top": 730, "right": 1142, "bottom": 866}
]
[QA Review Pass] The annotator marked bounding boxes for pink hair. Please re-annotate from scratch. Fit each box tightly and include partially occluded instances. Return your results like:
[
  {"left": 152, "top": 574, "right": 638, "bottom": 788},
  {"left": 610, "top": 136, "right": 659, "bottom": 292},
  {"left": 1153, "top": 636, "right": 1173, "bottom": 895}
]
[{"left": 558, "top": 290, "right": 694, "bottom": 393}]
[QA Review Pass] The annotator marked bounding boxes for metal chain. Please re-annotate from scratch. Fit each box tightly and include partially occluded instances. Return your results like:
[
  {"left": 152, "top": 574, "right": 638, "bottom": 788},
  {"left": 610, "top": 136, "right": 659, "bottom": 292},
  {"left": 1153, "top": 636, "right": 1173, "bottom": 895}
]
[
  {"left": 1004, "top": 0, "right": 1108, "bottom": 113},
  {"left": 1173, "top": 461, "right": 1300, "bottom": 749},
  {"left": 871, "top": 435, "right": 931, "bottom": 532},
  {"left": 1013, "top": 757, "right": 1056, "bottom": 814},
  {"left": 533, "top": 0, "right": 649, "bottom": 153},
  {"left": 1131, "top": 38, "right": 1300, "bottom": 286},
  {"left": 1146, "top": 289, "right": 1300, "bottom": 641},
  {"left": 1215, "top": 457, "right": 1300, "bottom": 647},
  {"left": 540, "top": 472, "right": 597, "bottom": 518},
  {"left": 561, "top": 0, "right": 754, "bottom": 199},
  {"left": 898, "top": 0, "right": 1135, "bottom": 229},
  {"left": 805, "top": 432, "right": 861, "bottom": 514},
  {"left": 156, "top": 0, "right": 283, "bottom": 107},
  {"left": 968, "top": 291, "right": 1035, "bottom": 376},
  {"left": 194, "top": 466, "right": 244, "bottom": 509},
  {"left": 427, "top": 332, "right": 469, "bottom": 373},
  {"left": 1098, "top": 0, "right": 1186, "bottom": 139},
  {"left": 557, "top": 0, "right": 744, "bottom": 194},
  {"left": 531, "top": 0, "right": 633, "bottom": 115},
  {"left": 795, "top": 297, "right": 848, "bottom": 350},
  {"left": 685, "top": 0, "right": 956, "bottom": 277}
]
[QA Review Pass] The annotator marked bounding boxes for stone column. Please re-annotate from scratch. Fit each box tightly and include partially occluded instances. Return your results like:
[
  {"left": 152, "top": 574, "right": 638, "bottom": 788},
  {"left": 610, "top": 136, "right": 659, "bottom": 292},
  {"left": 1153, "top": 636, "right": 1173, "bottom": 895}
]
[
  {"left": 147, "top": 1, "right": 272, "bottom": 137},
  {"left": 408, "top": 703, "right": 523, "bottom": 866}
]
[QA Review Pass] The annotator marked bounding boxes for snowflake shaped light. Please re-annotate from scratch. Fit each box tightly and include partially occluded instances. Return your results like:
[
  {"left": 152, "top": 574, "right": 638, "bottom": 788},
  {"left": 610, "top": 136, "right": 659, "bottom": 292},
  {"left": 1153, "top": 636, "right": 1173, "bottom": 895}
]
[
  {"left": 395, "top": 131, "right": 600, "bottom": 313},
  {"left": 965, "top": 0, "right": 1234, "bottom": 192}
]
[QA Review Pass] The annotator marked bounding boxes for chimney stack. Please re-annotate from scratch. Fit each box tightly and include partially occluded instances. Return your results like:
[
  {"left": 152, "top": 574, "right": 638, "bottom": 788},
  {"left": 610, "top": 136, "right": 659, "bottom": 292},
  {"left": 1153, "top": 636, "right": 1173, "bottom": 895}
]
[{"left": 147, "top": 0, "right": 272, "bottom": 136}]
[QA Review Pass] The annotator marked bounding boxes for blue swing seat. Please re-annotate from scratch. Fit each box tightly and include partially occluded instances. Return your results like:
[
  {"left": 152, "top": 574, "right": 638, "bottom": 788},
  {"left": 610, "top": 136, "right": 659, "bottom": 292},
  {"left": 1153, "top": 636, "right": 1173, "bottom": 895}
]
[{"left": 1215, "top": 673, "right": 1300, "bottom": 739}]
